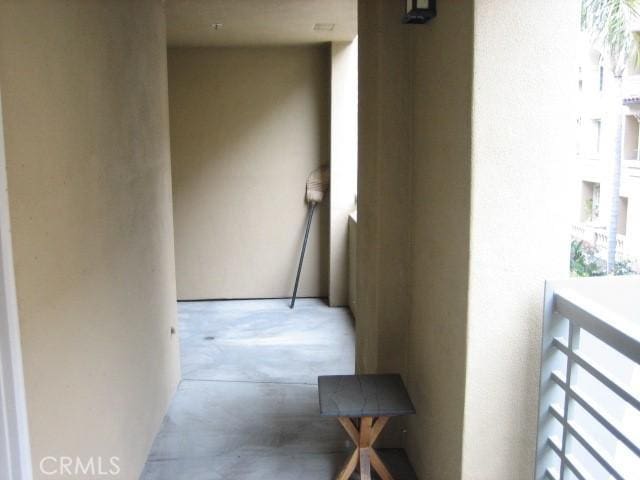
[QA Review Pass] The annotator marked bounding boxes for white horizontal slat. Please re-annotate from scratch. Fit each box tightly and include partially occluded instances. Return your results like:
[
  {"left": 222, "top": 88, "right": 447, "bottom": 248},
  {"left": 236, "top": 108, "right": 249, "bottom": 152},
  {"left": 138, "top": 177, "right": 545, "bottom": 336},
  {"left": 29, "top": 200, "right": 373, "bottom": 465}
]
[
  {"left": 570, "top": 386, "right": 640, "bottom": 458},
  {"left": 550, "top": 370, "right": 566, "bottom": 388},
  {"left": 548, "top": 374, "right": 639, "bottom": 458},
  {"left": 547, "top": 436, "right": 562, "bottom": 456},
  {"left": 551, "top": 337, "right": 640, "bottom": 411},
  {"left": 547, "top": 438, "right": 592, "bottom": 480},
  {"left": 554, "top": 291, "right": 640, "bottom": 364},
  {"left": 549, "top": 404, "right": 564, "bottom": 423},
  {"left": 567, "top": 420, "right": 624, "bottom": 480},
  {"left": 564, "top": 454, "right": 592, "bottom": 480}
]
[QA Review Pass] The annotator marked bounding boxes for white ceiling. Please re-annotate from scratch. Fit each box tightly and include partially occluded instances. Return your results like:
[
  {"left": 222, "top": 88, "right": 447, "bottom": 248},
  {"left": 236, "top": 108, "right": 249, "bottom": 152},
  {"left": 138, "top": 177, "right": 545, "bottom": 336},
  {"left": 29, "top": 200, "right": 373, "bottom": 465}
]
[{"left": 165, "top": 0, "right": 357, "bottom": 47}]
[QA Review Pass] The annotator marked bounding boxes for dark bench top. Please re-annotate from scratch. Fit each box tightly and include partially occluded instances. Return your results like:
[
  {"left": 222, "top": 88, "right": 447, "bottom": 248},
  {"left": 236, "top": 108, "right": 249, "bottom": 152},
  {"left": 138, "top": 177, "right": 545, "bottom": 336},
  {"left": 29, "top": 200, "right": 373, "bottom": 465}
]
[{"left": 318, "top": 374, "right": 416, "bottom": 417}]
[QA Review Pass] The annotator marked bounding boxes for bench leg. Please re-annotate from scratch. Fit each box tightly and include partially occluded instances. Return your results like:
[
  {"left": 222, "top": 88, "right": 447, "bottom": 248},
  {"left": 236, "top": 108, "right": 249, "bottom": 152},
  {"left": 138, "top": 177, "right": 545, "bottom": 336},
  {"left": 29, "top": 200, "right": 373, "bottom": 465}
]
[
  {"left": 370, "top": 448, "right": 394, "bottom": 480},
  {"left": 335, "top": 416, "right": 395, "bottom": 480},
  {"left": 359, "top": 416, "right": 372, "bottom": 480},
  {"left": 336, "top": 448, "right": 358, "bottom": 480}
]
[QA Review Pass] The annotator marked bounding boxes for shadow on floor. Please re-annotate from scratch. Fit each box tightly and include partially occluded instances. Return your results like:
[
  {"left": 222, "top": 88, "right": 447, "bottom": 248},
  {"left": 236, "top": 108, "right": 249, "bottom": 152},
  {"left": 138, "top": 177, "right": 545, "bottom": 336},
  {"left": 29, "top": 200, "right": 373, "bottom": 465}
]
[{"left": 140, "top": 298, "right": 416, "bottom": 479}]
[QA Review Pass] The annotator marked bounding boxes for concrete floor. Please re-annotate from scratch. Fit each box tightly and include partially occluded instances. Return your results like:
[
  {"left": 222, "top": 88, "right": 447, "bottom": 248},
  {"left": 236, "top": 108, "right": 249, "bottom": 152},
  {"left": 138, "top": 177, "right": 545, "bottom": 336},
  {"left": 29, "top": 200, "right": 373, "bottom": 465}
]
[{"left": 140, "top": 298, "right": 416, "bottom": 480}]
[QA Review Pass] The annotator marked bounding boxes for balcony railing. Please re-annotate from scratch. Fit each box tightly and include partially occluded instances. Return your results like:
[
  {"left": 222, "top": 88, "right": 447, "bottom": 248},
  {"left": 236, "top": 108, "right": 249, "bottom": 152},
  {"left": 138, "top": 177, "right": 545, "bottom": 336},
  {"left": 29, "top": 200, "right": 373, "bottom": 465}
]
[
  {"left": 571, "top": 224, "right": 626, "bottom": 259},
  {"left": 572, "top": 224, "right": 625, "bottom": 258},
  {"left": 622, "top": 75, "right": 640, "bottom": 104},
  {"left": 536, "top": 277, "right": 640, "bottom": 480},
  {"left": 624, "top": 159, "right": 640, "bottom": 181}
]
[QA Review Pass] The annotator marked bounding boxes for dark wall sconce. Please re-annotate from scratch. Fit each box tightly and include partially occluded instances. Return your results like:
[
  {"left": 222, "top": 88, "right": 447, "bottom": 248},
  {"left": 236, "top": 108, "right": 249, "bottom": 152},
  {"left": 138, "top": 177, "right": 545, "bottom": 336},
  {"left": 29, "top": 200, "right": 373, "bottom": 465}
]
[{"left": 403, "top": 0, "right": 437, "bottom": 24}]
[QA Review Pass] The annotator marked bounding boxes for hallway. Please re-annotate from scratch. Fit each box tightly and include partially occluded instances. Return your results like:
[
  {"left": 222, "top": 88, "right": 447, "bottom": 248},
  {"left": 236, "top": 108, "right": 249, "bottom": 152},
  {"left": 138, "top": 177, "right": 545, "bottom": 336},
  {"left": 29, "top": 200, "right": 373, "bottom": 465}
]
[
  {"left": 0, "top": 3, "right": 587, "bottom": 480},
  {"left": 140, "top": 298, "right": 355, "bottom": 479}
]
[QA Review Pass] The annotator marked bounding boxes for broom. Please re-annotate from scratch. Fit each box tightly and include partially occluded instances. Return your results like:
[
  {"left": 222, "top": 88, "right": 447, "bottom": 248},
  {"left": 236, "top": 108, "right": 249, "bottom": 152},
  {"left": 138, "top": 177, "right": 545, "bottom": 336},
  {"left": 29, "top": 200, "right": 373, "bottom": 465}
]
[{"left": 290, "top": 165, "right": 330, "bottom": 308}]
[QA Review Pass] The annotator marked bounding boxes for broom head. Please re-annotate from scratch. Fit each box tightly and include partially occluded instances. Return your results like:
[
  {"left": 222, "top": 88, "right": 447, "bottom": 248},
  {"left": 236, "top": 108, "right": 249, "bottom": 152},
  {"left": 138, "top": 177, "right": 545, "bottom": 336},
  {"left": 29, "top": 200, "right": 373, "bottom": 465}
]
[{"left": 306, "top": 165, "right": 330, "bottom": 204}]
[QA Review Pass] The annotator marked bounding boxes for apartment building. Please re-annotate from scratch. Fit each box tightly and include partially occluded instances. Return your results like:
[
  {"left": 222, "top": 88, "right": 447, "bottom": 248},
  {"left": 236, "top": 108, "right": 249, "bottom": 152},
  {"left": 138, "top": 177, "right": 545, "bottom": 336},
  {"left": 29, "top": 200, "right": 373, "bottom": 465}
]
[{"left": 575, "top": 32, "right": 640, "bottom": 261}]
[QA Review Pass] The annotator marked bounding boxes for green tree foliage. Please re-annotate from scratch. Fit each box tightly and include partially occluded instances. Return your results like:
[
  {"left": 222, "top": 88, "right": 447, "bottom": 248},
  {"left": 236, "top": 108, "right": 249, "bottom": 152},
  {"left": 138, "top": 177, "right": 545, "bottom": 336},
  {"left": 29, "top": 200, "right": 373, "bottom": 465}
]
[
  {"left": 582, "top": 0, "right": 640, "bottom": 76},
  {"left": 570, "top": 239, "right": 638, "bottom": 276},
  {"left": 571, "top": 240, "right": 606, "bottom": 276}
]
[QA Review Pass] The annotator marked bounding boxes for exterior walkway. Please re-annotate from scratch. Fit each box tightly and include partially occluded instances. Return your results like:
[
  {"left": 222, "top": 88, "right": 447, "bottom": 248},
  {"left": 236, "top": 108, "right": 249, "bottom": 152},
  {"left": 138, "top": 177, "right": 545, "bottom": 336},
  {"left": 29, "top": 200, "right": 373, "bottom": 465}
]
[{"left": 140, "top": 298, "right": 356, "bottom": 479}]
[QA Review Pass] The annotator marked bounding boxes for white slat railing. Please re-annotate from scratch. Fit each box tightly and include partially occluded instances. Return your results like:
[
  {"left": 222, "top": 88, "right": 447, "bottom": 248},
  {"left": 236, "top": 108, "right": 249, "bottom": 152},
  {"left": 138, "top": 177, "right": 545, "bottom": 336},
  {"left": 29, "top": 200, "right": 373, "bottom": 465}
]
[{"left": 535, "top": 278, "right": 639, "bottom": 480}]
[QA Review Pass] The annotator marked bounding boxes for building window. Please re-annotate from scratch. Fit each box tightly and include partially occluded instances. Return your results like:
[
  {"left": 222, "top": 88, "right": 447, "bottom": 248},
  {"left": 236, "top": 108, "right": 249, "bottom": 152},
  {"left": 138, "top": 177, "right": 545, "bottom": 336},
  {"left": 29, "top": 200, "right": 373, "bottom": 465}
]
[
  {"left": 581, "top": 181, "right": 600, "bottom": 222},
  {"left": 598, "top": 64, "right": 605, "bottom": 91},
  {"left": 623, "top": 115, "right": 639, "bottom": 161},
  {"left": 578, "top": 66, "right": 583, "bottom": 92},
  {"left": 588, "top": 119, "right": 601, "bottom": 156},
  {"left": 619, "top": 196, "right": 628, "bottom": 235}
]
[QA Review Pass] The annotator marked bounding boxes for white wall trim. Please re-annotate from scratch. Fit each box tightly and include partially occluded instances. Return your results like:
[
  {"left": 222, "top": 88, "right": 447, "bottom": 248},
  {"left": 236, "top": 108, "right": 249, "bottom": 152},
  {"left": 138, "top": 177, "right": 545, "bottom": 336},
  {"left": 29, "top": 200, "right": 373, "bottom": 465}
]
[
  {"left": 329, "top": 38, "right": 358, "bottom": 307},
  {"left": 0, "top": 86, "right": 33, "bottom": 480}
]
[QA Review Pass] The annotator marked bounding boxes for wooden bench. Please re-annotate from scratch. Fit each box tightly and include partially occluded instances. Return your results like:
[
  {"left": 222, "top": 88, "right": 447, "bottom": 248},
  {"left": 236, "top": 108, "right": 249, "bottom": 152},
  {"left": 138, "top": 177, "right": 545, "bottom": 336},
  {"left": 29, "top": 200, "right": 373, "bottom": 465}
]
[{"left": 318, "top": 374, "right": 416, "bottom": 480}]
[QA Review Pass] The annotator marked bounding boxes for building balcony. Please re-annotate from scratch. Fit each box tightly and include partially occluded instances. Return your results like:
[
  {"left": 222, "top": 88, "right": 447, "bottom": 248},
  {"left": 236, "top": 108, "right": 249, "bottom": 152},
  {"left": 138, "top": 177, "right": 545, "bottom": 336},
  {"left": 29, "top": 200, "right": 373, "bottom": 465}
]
[
  {"left": 575, "top": 157, "right": 639, "bottom": 189},
  {"left": 622, "top": 75, "right": 640, "bottom": 106},
  {"left": 575, "top": 155, "right": 604, "bottom": 183},
  {"left": 623, "top": 159, "right": 640, "bottom": 181},
  {"left": 572, "top": 224, "right": 626, "bottom": 258}
]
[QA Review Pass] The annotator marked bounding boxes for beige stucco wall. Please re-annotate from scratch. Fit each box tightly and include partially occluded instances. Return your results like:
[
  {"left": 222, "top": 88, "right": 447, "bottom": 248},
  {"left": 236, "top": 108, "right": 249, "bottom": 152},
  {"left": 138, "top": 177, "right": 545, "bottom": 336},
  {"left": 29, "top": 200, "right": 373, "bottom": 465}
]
[
  {"left": 358, "top": 1, "right": 575, "bottom": 479},
  {"left": 0, "top": 1, "right": 180, "bottom": 479},
  {"left": 329, "top": 40, "right": 358, "bottom": 307},
  {"left": 356, "top": 0, "right": 412, "bottom": 377},
  {"left": 168, "top": 46, "right": 330, "bottom": 300},
  {"left": 462, "top": 2, "right": 575, "bottom": 478},
  {"left": 406, "top": 1, "right": 474, "bottom": 477}
]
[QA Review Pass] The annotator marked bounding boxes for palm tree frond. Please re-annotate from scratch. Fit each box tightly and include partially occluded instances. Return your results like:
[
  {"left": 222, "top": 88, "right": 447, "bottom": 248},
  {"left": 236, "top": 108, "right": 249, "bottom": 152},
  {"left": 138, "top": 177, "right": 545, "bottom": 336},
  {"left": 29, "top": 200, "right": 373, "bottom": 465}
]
[{"left": 582, "top": 0, "right": 640, "bottom": 74}]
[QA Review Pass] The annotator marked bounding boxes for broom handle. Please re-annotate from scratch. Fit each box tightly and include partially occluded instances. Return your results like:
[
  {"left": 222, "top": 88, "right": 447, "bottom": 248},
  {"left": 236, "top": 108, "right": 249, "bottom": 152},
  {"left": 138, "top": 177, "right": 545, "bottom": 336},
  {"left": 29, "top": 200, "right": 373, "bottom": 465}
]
[{"left": 290, "top": 201, "right": 317, "bottom": 309}]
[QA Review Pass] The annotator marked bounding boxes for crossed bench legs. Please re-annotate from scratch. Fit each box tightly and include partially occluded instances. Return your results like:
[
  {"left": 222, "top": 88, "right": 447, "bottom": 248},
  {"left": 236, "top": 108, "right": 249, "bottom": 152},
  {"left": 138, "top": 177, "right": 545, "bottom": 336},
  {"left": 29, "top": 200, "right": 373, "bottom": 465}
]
[{"left": 336, "top": 416, "right": 394, "bottom": 480}]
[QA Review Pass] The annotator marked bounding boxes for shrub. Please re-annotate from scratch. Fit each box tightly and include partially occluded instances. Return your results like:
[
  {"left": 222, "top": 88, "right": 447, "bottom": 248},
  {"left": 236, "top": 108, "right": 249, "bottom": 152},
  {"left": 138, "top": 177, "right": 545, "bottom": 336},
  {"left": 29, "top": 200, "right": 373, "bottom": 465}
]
[
  {"left": 570, "top": 240, "right": 606, "bottom": 277},
  {"left": 570, "top": 239, "right": 639, "bottom": 277}
]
